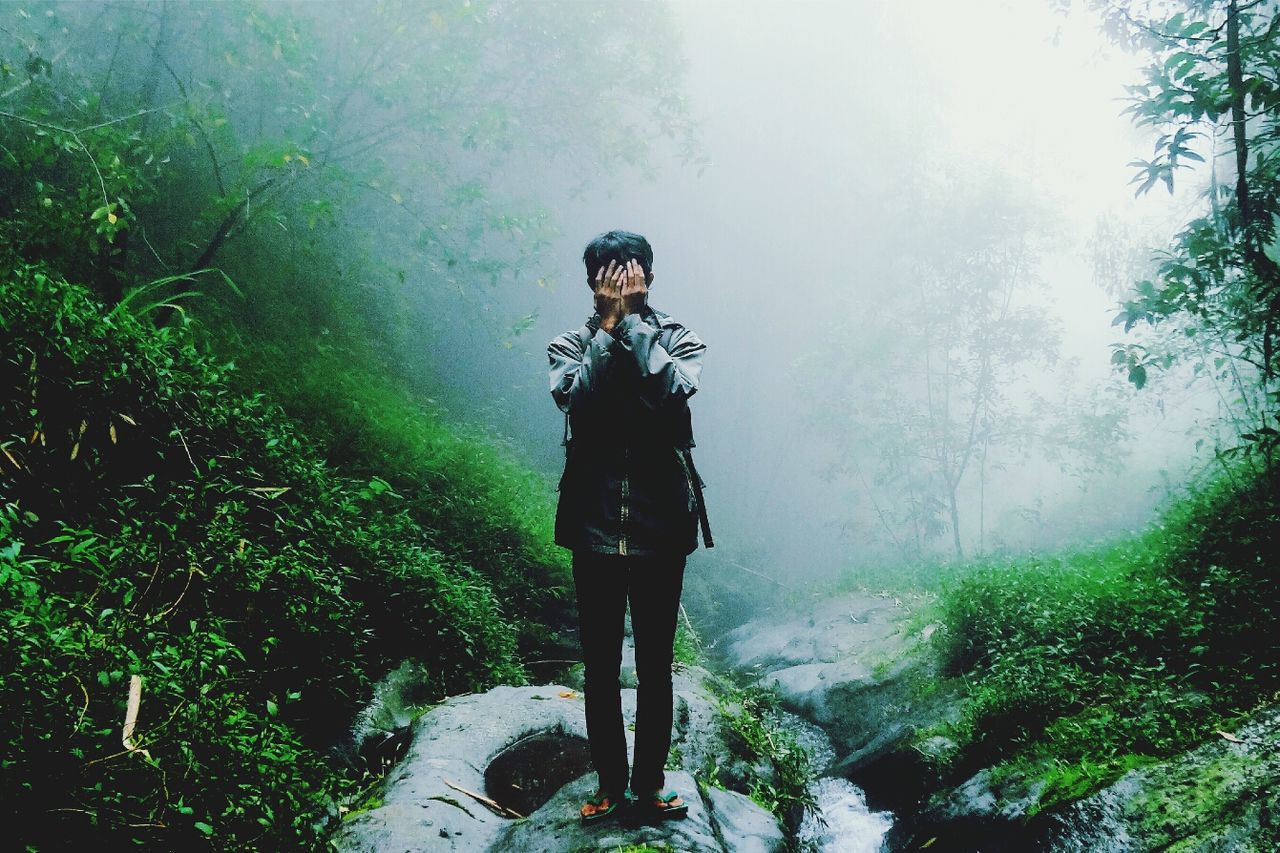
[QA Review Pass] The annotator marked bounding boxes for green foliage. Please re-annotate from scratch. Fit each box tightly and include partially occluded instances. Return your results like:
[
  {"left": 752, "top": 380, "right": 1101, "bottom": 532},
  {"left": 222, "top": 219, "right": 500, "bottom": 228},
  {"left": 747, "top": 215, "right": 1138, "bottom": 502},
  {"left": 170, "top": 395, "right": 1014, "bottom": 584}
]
[
  {"left": 0, "top": 0, "right": 703, "bottom": 329},
  {"left": 705, "top": 679, "right": 818, "bottom": 829},
  {"left": 0, "top": 264, "right": 532, "bottom": 848},
  {"left": 933, "top": 462, "right": 1280, "bottom": 807},
  {"left": 0, "top": 2, "right": 705, "bottom": 847},
  {"left": 1093, "top": 0, "right": 1280, "bottom": 461},
  {"left": 672, "top": 607, "right": 704, "bottom": 669},
  {"left": 204, "top": 305, "right": 575, "bottom": 659}
]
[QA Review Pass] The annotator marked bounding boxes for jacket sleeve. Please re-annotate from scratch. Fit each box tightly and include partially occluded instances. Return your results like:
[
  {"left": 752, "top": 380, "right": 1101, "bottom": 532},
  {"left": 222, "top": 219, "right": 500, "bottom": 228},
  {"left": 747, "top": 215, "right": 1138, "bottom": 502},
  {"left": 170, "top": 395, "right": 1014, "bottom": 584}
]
[
  {"left": 548, "top": 325, "right": 623, "bottom": 415},
  {"left": 549, "top": 314, "right": 707, "bottom": 415},
  {"left": 612, "top": 312, "right": 706, "bottom": 410}
]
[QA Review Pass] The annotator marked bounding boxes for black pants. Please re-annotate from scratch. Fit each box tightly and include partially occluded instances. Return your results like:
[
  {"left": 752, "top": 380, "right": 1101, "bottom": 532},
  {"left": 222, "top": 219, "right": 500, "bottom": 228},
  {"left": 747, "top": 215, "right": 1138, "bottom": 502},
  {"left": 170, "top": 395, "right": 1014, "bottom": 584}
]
[{"left": 572, "top": 550, "right": 686, "bottom": 798}]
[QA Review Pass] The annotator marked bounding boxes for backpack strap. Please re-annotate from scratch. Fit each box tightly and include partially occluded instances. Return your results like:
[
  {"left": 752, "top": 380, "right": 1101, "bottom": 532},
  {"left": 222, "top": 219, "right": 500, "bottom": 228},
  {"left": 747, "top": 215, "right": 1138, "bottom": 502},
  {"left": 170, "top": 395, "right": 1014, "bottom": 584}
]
[{"left": 681, "top": 447, "right": 714, "bottom": 548}]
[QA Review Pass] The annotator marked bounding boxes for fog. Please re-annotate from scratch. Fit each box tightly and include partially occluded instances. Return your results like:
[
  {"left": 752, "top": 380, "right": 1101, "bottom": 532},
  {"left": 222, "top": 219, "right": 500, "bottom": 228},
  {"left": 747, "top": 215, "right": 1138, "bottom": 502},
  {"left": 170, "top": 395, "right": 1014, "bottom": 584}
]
[
  {"left": 501, "top": 0, "right": 1218, "bottom": 585},
  {"left": 6, "top": 0, "right": 1227, "bottom": 594}
]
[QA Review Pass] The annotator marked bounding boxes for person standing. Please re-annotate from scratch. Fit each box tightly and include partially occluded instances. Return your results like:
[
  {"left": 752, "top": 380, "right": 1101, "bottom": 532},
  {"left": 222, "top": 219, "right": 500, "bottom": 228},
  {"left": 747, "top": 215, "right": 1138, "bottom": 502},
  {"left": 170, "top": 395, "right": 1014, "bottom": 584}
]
[{"left": 547, "top": 230, "right": 713, "bottom": 824}]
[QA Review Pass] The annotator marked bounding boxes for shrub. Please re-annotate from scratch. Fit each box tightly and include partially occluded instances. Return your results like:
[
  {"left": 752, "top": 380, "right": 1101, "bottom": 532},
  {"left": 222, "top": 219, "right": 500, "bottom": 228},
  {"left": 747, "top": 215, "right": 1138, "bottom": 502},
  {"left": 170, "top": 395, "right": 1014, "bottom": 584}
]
[{"left": 0, "top": 264, "right": 528, "bottom": 848}]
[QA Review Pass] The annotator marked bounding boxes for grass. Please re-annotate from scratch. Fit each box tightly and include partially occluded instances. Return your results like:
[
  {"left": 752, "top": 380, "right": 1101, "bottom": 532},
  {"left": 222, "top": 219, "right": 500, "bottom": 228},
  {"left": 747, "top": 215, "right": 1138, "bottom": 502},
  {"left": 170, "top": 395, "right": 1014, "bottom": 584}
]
[
  {"left": 919, "top": 463, "right": 1280, "bottom": 811},
  {"left": 0, "top": 263, "right": 564, "bottom": 849},
  {"left": 209, "top": 324, "right": 575, "bottom": 657}
]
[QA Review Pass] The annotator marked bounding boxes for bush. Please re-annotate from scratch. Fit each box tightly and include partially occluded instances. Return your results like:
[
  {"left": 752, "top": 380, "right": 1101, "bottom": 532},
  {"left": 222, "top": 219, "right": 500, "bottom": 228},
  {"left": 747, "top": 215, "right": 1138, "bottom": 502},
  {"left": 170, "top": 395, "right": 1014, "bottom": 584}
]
[
  {"left": 934, "top": 466, "right": 1280, "bottom": 803},
  {"left": 0, "top": 264, "right": 529, "bottom": 848}
]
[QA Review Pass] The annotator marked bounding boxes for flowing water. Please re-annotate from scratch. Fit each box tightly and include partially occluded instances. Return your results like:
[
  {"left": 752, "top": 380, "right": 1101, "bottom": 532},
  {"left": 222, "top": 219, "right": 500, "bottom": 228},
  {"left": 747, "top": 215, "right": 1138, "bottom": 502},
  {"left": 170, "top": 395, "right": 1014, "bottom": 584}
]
[
  {"left": 799, "top": 777, "right": 895, "bottom": 852},
  {"left": 772, "top": 709, "right": 894, "bottom": 851}
]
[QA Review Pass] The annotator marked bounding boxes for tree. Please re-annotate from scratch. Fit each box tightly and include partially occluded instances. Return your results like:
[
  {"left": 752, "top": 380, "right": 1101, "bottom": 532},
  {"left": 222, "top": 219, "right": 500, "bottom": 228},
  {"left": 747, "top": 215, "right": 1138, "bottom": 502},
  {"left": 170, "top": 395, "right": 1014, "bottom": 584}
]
[
  {"left": 802, "top": 167, "right": 1125, "bottom": 559},
  {"left": 1079, "top": 0, "right": 1280, "bottom": 467},
  {"left": 0, "top": 1, "right": 704, "bottom": 334}
]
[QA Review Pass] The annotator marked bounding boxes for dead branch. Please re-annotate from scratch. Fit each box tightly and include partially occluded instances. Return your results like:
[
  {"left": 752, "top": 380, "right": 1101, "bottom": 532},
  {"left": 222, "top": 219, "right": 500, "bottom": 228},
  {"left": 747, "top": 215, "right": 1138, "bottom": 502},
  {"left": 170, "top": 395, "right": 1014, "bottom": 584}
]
[{"left": 442, "top": 778, "right": 524, "bottom": 819}]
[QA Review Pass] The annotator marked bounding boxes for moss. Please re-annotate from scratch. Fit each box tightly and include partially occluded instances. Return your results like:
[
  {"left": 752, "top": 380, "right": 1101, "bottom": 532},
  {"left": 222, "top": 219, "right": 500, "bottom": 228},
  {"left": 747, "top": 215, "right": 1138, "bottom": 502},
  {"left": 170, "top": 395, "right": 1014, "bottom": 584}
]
[{"left": 1128, "top": 750, "right": 1266, "bottom": 846}]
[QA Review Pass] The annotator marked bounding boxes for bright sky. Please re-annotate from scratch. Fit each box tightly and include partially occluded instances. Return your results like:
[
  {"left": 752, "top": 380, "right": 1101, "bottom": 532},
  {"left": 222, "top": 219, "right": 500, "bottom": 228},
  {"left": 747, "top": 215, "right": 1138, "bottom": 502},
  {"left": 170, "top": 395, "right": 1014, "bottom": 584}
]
[{"left": 653, "top": 0, "right": 1189, "bottom": 362}]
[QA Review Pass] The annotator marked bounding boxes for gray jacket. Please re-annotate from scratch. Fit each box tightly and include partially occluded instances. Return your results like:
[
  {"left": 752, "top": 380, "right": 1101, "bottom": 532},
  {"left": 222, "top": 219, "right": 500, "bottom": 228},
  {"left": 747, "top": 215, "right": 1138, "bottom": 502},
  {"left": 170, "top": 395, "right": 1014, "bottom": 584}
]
[{"left": 548, "top": 305, "right": 711, "bottom": 556}]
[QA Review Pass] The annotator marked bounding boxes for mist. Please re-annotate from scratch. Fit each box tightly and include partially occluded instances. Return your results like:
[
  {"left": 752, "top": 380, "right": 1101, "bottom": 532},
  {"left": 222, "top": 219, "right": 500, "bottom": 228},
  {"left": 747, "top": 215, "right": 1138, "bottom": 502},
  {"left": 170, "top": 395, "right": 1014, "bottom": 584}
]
[
  {"left": 2, "top": 0, "right": 1221, "bottom": 594},
  {"left": 466, "top": 0, "right": 1218, "bottom": 587},
  {"left": 9, "top": 0, "right": 1280, "bottom": 847}
]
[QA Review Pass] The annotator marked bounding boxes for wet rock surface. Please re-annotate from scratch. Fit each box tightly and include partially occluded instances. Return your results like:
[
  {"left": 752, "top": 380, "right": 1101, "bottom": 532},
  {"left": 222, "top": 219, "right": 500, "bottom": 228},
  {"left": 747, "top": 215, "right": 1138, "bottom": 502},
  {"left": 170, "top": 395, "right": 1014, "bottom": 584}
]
[
  {"left": 889, "top": 703, "right": 1280, "bottom": 851},
  {"left": 721, "top": 592, "right": 958, "bottom": 812},
  {"left": 334, "top": 657, "right": 785, "bottom": 852},
  {"left": 334, "top": 684, "right": 589, "bottom": 852},
  {"left": 490, "top": 769, "right": 779, "bottom": 853},
  {"left": 1036, "top": 701, "right": 1280, "bottom": 851},
  {"left": 720, "top": 592, "right": 1280, "bottom": 851}
]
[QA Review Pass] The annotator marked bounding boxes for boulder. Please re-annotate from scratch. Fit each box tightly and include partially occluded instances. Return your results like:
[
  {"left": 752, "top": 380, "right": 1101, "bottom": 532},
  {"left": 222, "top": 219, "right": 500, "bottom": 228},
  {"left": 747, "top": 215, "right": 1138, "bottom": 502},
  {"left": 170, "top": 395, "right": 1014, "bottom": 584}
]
[
  {"left": 333, "top": 684, "right": 591, "bottom": 852},
  {"left": 704, "top": 786, "right": 787, "bottom": 853},
  {"left": 721, "top": 592, "right": 959, "bottom": 811},
  {"left": 334, "top": 652, "right": 786, "bottom": 851},
  {"left": 892, "top": 702, "right": 1280, "bottom": 851},
  {"left": 491, "top": 770, "right": 785, "bottom": 852}
]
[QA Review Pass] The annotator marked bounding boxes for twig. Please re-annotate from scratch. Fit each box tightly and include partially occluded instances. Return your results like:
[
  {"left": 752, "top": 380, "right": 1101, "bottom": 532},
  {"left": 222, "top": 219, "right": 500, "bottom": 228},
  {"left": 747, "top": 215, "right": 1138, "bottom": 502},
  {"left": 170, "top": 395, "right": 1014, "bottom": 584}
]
[
  {"left": 698, "top": 553, "right": 788, "bottom": 588},
  {"left": 522, "top": 659, "right": 580, "bottom": 667},
  {"left": 69, "top": 675, "right": 90, "bottom": 739},
  {"left": 122, "top": 674, "right": 150, "bottom": 760},
  {"left": 173, "top": 429, "right": 199, "bottom": 476},
  {"left": 155, "top": 564, "right": 199, "bottom": 620},
  {"left": 132, "top": 548, "right": 163, "bottom": 612},
  {"left": 442, "top": 779, "right": 523, "bottom": 819}
]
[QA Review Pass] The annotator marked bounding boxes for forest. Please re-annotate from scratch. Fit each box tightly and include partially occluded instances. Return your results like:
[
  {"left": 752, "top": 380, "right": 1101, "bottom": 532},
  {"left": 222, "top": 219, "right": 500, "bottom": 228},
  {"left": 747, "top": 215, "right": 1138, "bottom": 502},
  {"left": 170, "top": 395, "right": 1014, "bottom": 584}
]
[{"left": 2, "top": 0, "right": 1279, "bottom": 851}]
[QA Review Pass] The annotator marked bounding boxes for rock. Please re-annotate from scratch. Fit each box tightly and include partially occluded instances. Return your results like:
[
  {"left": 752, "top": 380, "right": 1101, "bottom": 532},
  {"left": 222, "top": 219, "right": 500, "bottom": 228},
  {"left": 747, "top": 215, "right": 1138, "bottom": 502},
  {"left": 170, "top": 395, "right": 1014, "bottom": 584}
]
[
  {"left": 335, "top": 649, "right": 786, "bottom": 852},
  {"left": 333, "top": 684, "right": 591, "bottom": 852},
  {"left": 892, "top": 703, "right": 1280, "bottom": 851},
  {"left": 704, "top": 787, "right": 786, "bottom": 853},
  {"left": 493, "top": 770, "right": 723, "bottom": 852},
  {"left": 1037, "top": 702, "right": 1280, "bottom": 851},
  {"left": 722, "top": 593, "right": 912, "bottom": 675},
  {"left": 721, "top": 592, "right": 959, "bottom": 811}
]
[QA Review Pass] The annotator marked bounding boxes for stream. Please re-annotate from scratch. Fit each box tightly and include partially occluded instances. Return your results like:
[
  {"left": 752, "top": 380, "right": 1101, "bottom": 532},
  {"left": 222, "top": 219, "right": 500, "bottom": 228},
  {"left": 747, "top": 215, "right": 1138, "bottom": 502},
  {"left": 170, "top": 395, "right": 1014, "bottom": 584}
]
[{"left": 776, "top": 709, "right": 894, "bottom": 851}]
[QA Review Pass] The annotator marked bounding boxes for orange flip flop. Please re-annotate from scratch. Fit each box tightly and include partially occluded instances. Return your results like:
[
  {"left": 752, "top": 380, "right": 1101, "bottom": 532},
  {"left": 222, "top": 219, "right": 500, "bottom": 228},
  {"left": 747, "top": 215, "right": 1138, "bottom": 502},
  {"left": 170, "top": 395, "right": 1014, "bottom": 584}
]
[
  {"left": 647, "top": 789, "right": 689, "bottom": 820},
  {"left": 580, "top": 791, "right": 623, "bottom": 824}
]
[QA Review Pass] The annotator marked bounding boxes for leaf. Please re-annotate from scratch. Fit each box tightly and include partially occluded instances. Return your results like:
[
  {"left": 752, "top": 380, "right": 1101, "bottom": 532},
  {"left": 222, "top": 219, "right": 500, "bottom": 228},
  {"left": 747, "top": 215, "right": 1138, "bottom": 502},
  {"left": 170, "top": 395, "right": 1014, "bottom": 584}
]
[
  {"left": 266, "top": 699, "right": 278, "bottom": 716},
  {"left": 1129, "top": 364, "right": 1148, "bottom": 389},
  {"left": 194, "top": 821, "right": 213, "bottom": 836},
  {"left": 0, "top": 442, "right": 23, "bottom": 472}
]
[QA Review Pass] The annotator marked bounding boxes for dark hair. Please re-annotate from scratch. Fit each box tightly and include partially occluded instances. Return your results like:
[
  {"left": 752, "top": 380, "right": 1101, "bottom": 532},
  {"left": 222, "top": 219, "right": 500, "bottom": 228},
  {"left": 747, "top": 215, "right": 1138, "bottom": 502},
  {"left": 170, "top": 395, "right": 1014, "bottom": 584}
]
[{"left": 582, "top": 230, "right": 654, "bottom": 290}]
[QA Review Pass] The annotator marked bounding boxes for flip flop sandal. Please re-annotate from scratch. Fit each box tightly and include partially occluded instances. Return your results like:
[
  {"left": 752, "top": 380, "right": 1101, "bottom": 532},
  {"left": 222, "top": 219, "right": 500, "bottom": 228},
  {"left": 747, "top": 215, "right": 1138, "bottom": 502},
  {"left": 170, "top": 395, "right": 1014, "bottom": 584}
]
[
  {"left": 580, "top": 792, "right": 623, "bottom": 825},
  {"left": 647, "top": 789, "right": 689, "bottom": 820}
]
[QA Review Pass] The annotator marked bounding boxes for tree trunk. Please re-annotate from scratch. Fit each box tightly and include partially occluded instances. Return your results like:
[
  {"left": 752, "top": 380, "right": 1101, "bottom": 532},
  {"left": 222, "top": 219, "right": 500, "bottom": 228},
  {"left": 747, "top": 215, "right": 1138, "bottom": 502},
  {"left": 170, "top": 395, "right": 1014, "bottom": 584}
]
[
  {"left": 1227, "top": 0, "right": 1280, "bottom": 386},
  {"left": 948, "top": 484, "right": 964, "bottom": 560}
]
